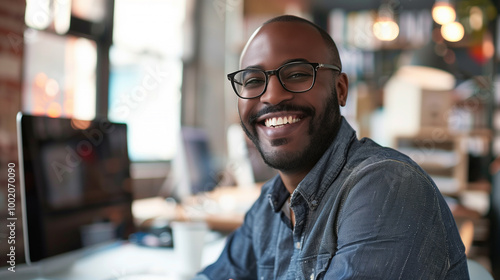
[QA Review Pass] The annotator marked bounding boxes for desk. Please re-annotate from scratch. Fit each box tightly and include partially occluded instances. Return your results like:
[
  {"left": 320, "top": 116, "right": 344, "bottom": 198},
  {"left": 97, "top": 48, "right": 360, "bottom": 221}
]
[
  {"left": 3, "top": 186, "right": 260, "bottom": 280},
  {"left": 2, "top": 233, "right": 226, "bottom": 280},
  {"left": 133, "top": 186, "right": 262, "bottom": 232}
]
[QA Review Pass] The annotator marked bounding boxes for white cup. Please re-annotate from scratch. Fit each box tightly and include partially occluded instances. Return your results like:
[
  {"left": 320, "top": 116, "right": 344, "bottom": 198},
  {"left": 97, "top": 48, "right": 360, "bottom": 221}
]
[{"left": 171, "top": 221, "right": 208, "bottom": 278}]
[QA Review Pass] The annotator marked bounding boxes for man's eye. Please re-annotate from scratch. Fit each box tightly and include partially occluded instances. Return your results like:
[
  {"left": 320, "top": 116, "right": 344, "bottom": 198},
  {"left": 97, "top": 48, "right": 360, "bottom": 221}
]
[
  {"left": 285, "top": 72, "right": 311, "bottom": 80},
  {"left": 244, "top": 78, "right": 265, "bottom": 88}
]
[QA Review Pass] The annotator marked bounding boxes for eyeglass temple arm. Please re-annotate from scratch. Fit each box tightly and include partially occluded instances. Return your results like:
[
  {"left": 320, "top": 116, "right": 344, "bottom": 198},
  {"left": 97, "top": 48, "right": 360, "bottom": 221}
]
[
  {"left": 227, "top": 74, "right": 243, "bottom": 86},
  {"left": 318, "top": 63, "right": 341, "bottom": 72}
]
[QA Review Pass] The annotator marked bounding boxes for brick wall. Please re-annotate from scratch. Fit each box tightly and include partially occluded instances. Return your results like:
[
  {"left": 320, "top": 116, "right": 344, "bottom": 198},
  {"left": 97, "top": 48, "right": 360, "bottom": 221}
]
[{"left": 0, "top": 0, "right": 26, "bottom": 266}]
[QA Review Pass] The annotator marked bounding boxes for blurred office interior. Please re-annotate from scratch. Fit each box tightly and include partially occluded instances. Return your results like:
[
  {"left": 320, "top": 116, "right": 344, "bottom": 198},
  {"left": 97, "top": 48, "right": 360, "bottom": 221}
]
[{"left": 0, "top": 0, "right": 499, "bottom": 278}]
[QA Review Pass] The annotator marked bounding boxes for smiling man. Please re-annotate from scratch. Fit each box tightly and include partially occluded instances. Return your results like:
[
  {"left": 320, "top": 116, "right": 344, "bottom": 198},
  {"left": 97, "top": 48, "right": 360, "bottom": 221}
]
[{"left": 195, "top": 15, "right": 469, "bottom": 279}]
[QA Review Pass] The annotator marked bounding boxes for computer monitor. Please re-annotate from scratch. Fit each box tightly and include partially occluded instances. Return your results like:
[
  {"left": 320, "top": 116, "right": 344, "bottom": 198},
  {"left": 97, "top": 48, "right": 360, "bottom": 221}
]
[
  {"left": 168, "top": 127, "right": 218, "bottom": 200},
  {"left": 16, "top": 113, "right": 135, "bottom": 265}
]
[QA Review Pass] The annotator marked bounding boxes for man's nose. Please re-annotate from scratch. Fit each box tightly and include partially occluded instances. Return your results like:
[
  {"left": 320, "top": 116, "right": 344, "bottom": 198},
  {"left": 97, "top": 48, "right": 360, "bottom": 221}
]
[{"left": 259, "top": 75, "right": 294, "bottom": 105}]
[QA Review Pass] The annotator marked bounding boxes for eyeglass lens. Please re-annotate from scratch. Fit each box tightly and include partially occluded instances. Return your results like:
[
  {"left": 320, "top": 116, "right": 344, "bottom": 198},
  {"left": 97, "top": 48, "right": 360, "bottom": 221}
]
[{"left": 232, "top": 63, "right": 315, "bottom": 98}]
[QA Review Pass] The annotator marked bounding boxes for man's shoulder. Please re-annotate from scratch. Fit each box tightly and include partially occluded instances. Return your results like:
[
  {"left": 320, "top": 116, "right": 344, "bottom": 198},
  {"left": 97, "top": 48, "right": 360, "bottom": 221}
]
[
  {"left": 344, "top": 137, "right": 436, "bottom": 188},
  {"left": 350, "top": 137, "right": 417, "bottom": 169}
]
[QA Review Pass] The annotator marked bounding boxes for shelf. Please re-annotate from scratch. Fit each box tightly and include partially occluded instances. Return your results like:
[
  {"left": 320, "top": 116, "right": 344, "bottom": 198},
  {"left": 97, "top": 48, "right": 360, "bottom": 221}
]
[
  {"left": 467, "top": 181, "right": 492, "bottom": 193},
  {"left": 398, "top": 147, "right": 459, "bottom": 169},
  {"left": 395, "top": 133, "right": 468, "bottom": 196}
]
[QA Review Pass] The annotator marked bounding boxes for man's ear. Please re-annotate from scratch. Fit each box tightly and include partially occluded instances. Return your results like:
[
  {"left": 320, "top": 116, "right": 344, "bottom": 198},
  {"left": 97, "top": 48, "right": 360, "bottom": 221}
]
[{"left": 336, "top": 73, "right": 349, "bottom": 107}]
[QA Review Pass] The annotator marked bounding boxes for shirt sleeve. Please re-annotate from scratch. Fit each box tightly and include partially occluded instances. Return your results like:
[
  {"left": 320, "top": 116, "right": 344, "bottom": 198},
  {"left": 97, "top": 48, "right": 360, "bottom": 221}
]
[
  {"left": 323, "top": 159, "right": 467, "bottom": 279},
  {"left": 195, "top": 200, "right": 259, "bottom": 280}
]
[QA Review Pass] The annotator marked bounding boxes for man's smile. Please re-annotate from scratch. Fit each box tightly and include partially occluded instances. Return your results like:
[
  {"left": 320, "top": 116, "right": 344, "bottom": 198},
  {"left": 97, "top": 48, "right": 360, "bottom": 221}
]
[
  {"left": 264, "top": 115, "right": 302, "bottom": 128},
  {"left": 253, "top": 111, "right": 310, "bottom": 143}
]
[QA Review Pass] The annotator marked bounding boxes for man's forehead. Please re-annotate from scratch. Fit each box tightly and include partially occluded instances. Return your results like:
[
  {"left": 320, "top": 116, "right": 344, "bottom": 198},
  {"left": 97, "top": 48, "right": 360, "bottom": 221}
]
[{"left": 240, "top": 21, "right": 327, "bottom": 68}]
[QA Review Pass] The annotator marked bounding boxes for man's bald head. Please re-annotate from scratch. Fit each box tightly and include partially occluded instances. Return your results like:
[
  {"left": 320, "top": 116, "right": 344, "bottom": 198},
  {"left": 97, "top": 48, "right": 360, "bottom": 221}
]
[{"left": 241, "top": 15, "right": 342, "bottom": 70}]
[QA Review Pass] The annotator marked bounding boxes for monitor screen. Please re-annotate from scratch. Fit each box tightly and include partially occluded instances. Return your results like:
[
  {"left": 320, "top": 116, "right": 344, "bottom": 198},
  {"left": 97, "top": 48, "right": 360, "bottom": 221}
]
[
  {"left": 17, "top": 113, "right": 135, "bottom": 264},
  {"left": 181, "top": 127, "right": 218, "bottom": 195},
  {"left": 168, "top": 127, "right": 218, "bottom": 201}
]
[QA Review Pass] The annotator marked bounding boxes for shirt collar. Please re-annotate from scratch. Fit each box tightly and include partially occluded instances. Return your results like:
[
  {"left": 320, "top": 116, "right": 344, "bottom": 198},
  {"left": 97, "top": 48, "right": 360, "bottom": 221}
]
[
  {"left": 267, "top": 177, "right": 290, "bottom": 213},
  {"left": 267, "top": 117, "right": 356, "bottom": 212}
]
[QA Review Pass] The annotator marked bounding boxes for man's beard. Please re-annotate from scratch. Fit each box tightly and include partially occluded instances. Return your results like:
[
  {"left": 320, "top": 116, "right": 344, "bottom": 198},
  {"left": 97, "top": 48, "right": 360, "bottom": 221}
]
[{"left": 240, "top": 92, "right": 342, "bottom": 173}]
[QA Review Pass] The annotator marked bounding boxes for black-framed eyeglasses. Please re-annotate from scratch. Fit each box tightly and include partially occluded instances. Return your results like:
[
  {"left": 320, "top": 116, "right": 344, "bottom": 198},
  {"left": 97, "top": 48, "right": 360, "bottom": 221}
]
[{"left": 227, "top": 61, "right": 341, "bottom": 99}]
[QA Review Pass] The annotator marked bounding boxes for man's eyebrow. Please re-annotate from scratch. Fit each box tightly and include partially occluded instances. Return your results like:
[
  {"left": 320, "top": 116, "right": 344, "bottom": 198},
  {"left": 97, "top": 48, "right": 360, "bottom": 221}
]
[
  {"left": 282, "top": 58, "right": 309, "bottom": 64},
  {"left": 244, "top": 64, "right": 264, "bottom": 70},
  {"left": 243, "top": 58, "right": 311, "bottom": 70}
]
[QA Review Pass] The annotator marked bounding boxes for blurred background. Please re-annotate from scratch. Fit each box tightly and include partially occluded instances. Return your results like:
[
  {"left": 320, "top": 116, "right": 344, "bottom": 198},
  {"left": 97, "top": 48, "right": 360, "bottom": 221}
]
[{"left": 0, "top": 0, "right": 499, "bottom": 278}]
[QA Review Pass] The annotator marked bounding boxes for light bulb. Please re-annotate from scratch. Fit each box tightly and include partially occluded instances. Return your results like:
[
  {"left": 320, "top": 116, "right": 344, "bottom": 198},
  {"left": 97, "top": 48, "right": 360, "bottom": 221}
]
[
  {"left": 373, "top": 18, "right": 399, "bottom": 41},
  {"left": 469, "top": 6, "right": 483, "bottom": 31},
  {"left": 432, "top": 2, "right": 456, "bottom": 25},
  {"left": 441, "top": 22, "right": 464, "bottom": 42}
]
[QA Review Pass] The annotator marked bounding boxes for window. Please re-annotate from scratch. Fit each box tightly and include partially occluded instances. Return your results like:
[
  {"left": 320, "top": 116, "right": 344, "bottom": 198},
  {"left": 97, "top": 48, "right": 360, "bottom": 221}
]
[
  {"left": 109, "top": 0, "right": 185, "bottom": 162},
  {"left": 23, "top": 0, "right": 185, "bottom": 162},
  {"left": 23, "top": 0, "right": 102, "bottom": 120},
  {"left": 22, "top": 30, "right": 97, "bottom": 120}
]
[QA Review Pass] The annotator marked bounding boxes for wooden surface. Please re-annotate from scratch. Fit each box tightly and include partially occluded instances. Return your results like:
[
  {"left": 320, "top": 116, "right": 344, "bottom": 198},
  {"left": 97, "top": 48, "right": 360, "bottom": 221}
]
[{"left": 132, "top": 185, "right": 262, "bottom": 232}]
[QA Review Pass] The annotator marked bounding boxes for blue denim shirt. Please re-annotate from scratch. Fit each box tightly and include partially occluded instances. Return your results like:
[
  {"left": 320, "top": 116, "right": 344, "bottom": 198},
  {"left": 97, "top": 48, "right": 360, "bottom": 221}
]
[{"left": 196, "top": 118, "right": 469, "bottom": 279}]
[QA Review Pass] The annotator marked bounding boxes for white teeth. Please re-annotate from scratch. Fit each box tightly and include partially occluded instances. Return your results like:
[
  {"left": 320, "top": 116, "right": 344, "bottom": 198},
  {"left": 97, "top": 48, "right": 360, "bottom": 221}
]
[{"left": 264, "top": 116, "right": 301, "bottom": 127}]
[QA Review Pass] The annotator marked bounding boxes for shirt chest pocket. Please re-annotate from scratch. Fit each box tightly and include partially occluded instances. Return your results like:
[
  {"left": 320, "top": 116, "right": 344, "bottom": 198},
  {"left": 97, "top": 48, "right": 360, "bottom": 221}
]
[
  {"left": 297, "top": 253, "right": 332, "bottom": 280},
  {"left": 257, "top": 264, "right": 273, "bottom": 280},
  {"left": 256, "top": 247, "right": 276, "bottom": 280}
]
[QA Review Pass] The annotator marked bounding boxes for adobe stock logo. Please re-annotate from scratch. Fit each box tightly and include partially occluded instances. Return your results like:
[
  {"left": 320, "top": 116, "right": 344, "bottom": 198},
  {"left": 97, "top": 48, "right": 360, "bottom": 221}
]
[{"left": 50, "top": 119, "right": 115, "bottom": 182}]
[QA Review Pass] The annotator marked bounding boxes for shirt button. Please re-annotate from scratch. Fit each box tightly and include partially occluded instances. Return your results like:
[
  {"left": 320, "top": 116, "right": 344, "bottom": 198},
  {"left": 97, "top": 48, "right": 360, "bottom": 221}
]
[{"left": 295, "top": 242, "right": 301, "bottom": 249}]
